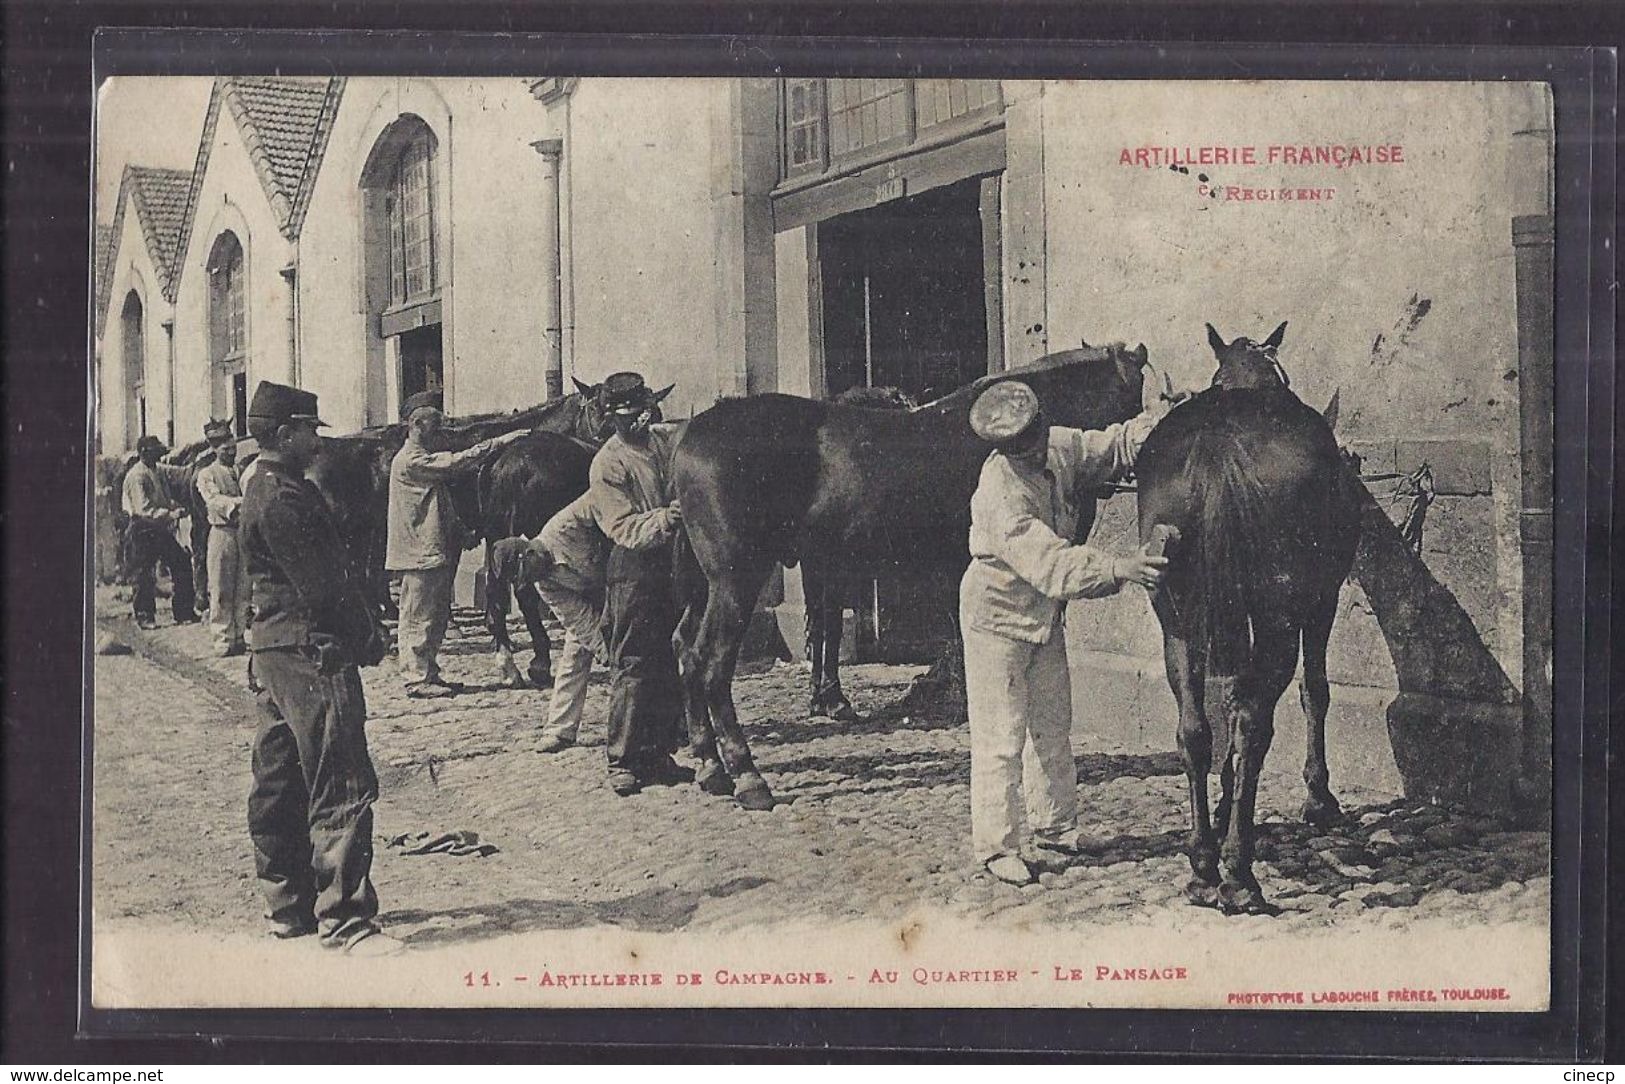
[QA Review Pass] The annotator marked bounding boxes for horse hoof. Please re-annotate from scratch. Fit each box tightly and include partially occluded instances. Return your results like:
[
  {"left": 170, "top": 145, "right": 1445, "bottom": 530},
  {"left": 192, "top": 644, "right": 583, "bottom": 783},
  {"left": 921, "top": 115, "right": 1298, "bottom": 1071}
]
[
  {"left": 697, "top": 764, "right": 736, "bottom": 797},
  {"left": 1218, "top": 882, "right": 1278, "bottom": 917},
  {"left": 1184, "top": 878, "right": 1222, "bottom": 909},
  {"left": 735, "top": 781, "right": 776, "bottom": 812},
  {"left": 829, "top": 700, "right": 861, "bottom": 723},
  {"left": 527, "top": 665, "right": 552, "bottom": 688},
  {"left": 1301, "top": 794, "right": 1344, "bottom": 828}
]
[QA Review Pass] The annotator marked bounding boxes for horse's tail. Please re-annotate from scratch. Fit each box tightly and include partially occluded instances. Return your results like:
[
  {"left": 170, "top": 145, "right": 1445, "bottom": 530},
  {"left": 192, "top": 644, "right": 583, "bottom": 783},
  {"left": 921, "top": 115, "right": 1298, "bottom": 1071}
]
[
  {"left": 1186, "top": 423, "right": 1272, "bottom": 680},
  {"left": 670, "top": 521, "right": 708, "bottom": 619}
]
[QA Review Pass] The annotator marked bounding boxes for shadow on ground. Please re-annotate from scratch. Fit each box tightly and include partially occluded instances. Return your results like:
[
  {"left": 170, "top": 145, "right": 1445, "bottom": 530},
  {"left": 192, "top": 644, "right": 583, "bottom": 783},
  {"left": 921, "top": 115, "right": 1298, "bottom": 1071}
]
[{"left": 388, "top": 875, "right": 772, "bottom": 947}]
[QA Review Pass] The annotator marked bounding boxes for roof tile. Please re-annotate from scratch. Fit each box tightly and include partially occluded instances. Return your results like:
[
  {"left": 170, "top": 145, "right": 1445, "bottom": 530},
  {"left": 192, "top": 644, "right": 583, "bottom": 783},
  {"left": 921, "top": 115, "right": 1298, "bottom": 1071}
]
[{"left": 227, "top": 77, "right": 333, "bottom": 207}]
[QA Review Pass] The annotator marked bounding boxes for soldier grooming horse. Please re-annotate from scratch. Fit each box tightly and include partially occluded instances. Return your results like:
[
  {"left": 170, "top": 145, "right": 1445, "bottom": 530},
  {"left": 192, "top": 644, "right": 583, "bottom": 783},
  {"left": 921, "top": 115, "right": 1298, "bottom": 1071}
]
[{"left": 672, "top": 343, "right": 1153, "bottom": 810}]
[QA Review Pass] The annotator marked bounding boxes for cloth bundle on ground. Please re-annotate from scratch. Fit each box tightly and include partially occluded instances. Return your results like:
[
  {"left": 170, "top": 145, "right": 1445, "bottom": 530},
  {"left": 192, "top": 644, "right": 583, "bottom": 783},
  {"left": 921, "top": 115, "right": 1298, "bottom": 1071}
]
[{"left": 383, "top": 830, "right": 499, "bottom": 857}]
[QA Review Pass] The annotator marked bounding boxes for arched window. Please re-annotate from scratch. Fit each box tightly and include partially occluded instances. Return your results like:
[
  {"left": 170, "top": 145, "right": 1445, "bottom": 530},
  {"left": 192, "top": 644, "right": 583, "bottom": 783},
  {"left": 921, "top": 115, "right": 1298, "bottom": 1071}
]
[
  {"left": 208, "top": 231, "right": 248, "bottom": 435},
  {"left": 361, "top": 116, "right": 444, "bottom": 417},
  {"left": 120, "top": 290, "right": 146, "bottom": 446},
  {"left": 388, "top": 128, "right": 439, "bottom": 305}
]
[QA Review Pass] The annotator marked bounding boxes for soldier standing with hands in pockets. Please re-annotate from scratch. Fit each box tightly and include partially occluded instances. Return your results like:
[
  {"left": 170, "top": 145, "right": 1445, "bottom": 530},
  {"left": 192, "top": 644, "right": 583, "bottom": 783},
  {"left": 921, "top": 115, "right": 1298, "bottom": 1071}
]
[{"left": 241, "top": 381, "right": 399, "bottom": 954}]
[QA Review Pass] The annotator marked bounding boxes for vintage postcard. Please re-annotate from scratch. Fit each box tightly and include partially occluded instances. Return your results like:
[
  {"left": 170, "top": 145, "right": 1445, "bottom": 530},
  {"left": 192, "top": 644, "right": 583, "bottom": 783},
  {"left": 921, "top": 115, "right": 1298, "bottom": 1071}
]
[{"left": 89, "top": 72, "right": 1554, "bottom": 1012}]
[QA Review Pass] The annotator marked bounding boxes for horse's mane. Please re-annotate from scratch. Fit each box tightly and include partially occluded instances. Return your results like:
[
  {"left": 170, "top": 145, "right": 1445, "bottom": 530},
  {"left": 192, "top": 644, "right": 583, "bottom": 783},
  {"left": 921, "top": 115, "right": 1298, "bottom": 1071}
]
[
  {"left": 336, "top": 393, "right": 585, "bottom": 444},
  {"left": 165, "top": 438, "right": 214, "bottom": 466},
  {"left": 911, "top": 346, "right": 1120, "bottom": 416}
]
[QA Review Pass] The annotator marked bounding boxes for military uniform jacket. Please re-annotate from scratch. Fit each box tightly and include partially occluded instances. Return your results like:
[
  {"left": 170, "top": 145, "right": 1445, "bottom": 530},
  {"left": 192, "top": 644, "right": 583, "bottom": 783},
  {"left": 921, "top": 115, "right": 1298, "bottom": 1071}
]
[
  {"left": 960, "top": 411, "right": 1160, "bottom": 645},
  {"left": 122, "top": 461, "right": 179, "bottom": 525},
  {"left": 586, "top": 425, "right": 681, "bottom": 552},
  {"left": 242, "top": 457, "right": 377, "bottom": 654},
  {"left": 385, "top": 436, "right": 501, "bottom": 571}
]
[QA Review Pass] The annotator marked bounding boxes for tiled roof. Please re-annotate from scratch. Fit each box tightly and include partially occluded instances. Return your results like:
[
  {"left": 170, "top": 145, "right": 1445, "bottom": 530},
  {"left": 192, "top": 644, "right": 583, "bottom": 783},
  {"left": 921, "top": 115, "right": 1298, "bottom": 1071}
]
[
  {"left": 94, "top": 223, "right": 114, "bottom": 330},
  {"left": 99, "top": 165, "right": 193, "bottom": 330},
  {"left": 168, "top": 76, "right": 345, "bottom": 301},
  {"left": 226, "top": 76, "right": 335, "bottom": 213},
  {"left": 128, "top": 166, "right": 192, "bottom": 276}
]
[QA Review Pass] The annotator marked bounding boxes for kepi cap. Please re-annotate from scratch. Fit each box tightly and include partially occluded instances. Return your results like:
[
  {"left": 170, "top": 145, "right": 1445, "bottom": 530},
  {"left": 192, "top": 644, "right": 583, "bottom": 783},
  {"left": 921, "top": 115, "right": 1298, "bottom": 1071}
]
[
  {"left": 969, "top": 381, "right": 1041, "bottom": 444},
  {"left": 247, "top": 381, "right": 328, "bottom": 429},
  {"left": 400, "top": 390, "right": 444, "bottom": 421}
]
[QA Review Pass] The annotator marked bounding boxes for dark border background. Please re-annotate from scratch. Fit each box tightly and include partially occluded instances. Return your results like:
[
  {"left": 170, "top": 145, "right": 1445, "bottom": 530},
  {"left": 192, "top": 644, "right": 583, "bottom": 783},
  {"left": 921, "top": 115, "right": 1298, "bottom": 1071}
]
[{"left": 5, "top": 2, "right": 1620, "bottom": 1064}]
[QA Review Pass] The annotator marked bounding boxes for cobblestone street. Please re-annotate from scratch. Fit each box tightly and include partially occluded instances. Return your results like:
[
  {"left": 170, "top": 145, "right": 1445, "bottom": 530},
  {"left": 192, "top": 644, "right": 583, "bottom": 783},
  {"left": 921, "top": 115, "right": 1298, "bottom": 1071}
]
[{"left": 90, "top": 586, "right": 1551, "bottom": 1007}]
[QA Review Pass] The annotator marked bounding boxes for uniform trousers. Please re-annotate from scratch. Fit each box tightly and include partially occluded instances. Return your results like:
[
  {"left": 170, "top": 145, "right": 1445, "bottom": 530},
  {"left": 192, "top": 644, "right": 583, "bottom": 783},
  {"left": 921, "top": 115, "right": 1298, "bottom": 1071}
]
[
  {"left": 961, "top": 617, "right": 1079, "bottom": 865},
  {"left": 534, "top": 567, "right": 604, "bottom": 743},
  {"left": 206, "top": 524, "right": 249, "bottom": 653},
  {"left": 247, "top": 645, "right": 380, "bottom": 946},
  {"left": 396, "top": 564, "right": 457, "bottom": 684},
  {"left": 126, "top": 519, "right": 197, "bottom": 623},
  {"left": 601, "top": 545, "right": 684, "bottom": 772}
]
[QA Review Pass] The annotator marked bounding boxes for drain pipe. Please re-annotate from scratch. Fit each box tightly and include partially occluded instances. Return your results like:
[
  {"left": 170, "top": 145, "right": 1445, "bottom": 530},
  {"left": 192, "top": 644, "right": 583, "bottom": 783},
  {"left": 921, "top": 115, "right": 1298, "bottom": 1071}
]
[
  {"left": 280, "top": 259, "right": 299, "bottom": 387},
  {"left": 531, "top": 137, "right": 564, "bottom": 400},
  {"left": 1508, "top": 97, "right": 1553, "bottom": 824}
]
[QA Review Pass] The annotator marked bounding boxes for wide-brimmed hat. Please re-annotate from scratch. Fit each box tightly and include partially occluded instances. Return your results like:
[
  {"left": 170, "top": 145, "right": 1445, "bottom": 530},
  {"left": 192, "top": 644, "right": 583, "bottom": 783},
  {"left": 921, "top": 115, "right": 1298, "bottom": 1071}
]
[
  {"left": 247, "top": 381, "right": 329, "bottom": 429},
  {"left": 600, "top": 371, "right": 674, "bottom": 416},
  {"left": 400, "top": 390, "right": 445, "bottom": 422},
  {"left": 135, "top": 434, "right": 168, "bottom": 457},
  {"left": 969, "top": 381, "right": 1041, "bottom": 445}
]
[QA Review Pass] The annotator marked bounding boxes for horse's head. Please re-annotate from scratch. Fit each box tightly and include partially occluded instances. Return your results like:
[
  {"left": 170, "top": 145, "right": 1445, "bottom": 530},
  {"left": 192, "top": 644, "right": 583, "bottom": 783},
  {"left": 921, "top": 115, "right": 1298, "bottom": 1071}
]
[
  {"left": 1001, "top": 339, "right": 1149, "bottom": 433},
  {"left": 572, "top": 376, "right": 609, "bottom": 441},
  {"left": 1205, "top": 321, "right": 1291, "bottom": 390}
]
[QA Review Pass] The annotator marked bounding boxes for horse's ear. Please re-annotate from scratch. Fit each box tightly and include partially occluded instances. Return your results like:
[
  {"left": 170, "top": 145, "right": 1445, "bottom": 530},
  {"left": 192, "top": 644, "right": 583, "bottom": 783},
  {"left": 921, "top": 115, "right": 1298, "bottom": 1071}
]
[
  {"left": 572, "top": 376, "right": 597, "bottom": 397},
  {"left": 1206, "top": 323, "right": 1226, "bottom": 355},
  {"left": 654, "top": 383, "right": 676, "bottom": 402},
  {"left": 1264, "top": 320, "right": 1289, "bottom": 350},
  {"left": 1322, "top": 389, "right": 1341, "bottom": 431},
  {"left": 1132, "top": 343, "right": 1148, "bottom": 367},
  {"left": 1079, "top": 337, "right": 1093, "bottom": 349}
]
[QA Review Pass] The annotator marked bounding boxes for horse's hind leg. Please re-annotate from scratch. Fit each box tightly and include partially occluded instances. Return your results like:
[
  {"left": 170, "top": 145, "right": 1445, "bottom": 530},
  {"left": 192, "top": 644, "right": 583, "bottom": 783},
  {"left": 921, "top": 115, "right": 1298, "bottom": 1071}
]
[
  {"left": 697, "top": 568, "right": 776, "bottom": 810},
  {"left": 805, "top": 563, "right": 859, "bottom": 722},
  {"left": 804, "top": 565, "right": 828, "bottom": 716},
  {"left": 515, "top": 581, "right": 554, "bottom": 687},
  {"left": 1218, "top": 627, "right": 1297, "bottom": 916},
  {"left": 1165, "top": 630, "right": 1220, "bottom": 906},
  {"left": 1299, "top": 592, "right": 1342, "bottom": 827},
  {"left": 816, "top": 575, "right": 860, "bottom": 721},
  {"left": 674, "top": 593, "right": 732, "bottom": 797}
]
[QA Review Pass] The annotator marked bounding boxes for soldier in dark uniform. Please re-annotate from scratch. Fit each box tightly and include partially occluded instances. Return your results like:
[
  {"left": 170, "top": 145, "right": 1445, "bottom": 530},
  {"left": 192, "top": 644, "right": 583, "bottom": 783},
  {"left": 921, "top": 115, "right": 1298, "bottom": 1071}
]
[{"left": 240, "top": 381, "right": 399, "bottom": 954}]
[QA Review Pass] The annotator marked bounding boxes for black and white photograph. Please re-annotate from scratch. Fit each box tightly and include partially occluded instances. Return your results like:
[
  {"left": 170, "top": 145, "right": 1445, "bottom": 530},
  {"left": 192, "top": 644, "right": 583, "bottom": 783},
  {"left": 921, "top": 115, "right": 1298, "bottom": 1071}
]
[{"left": 88, "top": 69, "right": 1558, "bottom": 1011}]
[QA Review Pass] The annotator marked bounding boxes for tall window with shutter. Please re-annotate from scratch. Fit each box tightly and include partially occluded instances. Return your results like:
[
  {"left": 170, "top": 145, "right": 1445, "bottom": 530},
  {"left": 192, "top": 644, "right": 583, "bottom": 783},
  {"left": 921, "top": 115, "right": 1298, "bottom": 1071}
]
[{"left": 207, "top": 231, "right": 248, "bottom": 435}]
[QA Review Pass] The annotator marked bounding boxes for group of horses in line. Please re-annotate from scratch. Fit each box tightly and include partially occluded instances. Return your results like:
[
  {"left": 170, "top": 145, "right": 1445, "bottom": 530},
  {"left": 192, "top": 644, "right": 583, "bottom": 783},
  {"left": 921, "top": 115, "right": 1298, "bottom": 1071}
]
[{"left": 110, "top": 321, "right": 1360, "bottom": 915}]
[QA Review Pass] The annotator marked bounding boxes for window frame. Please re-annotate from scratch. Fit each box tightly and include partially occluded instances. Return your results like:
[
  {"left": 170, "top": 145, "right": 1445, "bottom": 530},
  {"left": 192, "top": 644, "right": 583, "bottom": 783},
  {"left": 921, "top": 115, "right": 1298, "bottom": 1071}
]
[
  {"left": 208, "top": 232, "right": 247, "bottom": 373},
  {"left": 776, "top": 78, "right": 1004, "bottom": 189},
  {"left": 386, "top": 130, "right": 440, "bottom": 311}
]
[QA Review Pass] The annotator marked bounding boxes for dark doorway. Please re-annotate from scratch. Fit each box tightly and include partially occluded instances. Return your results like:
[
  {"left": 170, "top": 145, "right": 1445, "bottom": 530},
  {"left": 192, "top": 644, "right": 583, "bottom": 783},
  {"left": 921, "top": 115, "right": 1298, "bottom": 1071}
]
[
  {"left": 816, "top": 174, "right": 999, "bottom": 662},
  {"left": 819, "top": 178, "right": 992, "bottom": 404},
  {"left": 399, "top": 325, "right": 445, "bottom": 402},
  {"left": 232, "top": 372, "right": 248, "bottom": 438}
]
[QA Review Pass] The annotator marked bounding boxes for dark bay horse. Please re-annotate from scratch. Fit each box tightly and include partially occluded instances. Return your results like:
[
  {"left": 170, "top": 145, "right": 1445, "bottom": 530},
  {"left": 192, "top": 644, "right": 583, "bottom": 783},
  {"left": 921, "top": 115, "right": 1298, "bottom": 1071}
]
[
  {"left": 1136, "top": 322, "right": 1361, "bottom": 914},
  {"left": 672, "top": 343, "right": 1152, "bottom": 810}
]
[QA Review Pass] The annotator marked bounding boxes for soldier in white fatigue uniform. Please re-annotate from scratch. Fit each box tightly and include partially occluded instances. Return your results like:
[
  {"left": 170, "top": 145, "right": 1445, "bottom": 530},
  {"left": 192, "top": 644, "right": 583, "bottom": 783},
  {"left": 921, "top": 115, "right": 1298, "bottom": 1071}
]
[{"left": 960, "top": 380, "right": 1171, "bottom": 887}]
